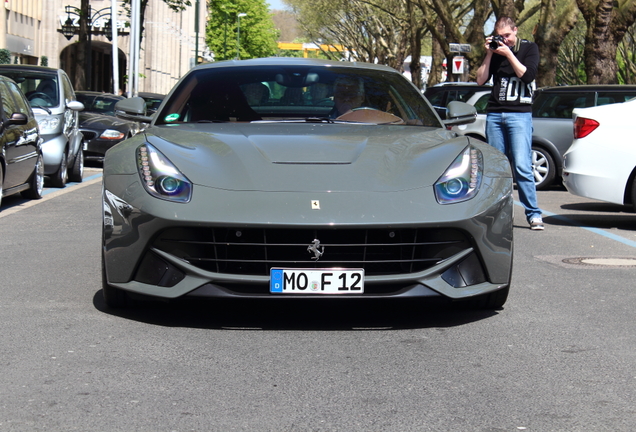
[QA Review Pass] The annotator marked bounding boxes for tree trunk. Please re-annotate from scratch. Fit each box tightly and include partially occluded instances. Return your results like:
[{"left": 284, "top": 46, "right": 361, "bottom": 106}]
[
  {"left": 74, "top": 0, "right": 90, "bottom": 91},
  {"left": 577, "top": 0, "right": 636, "bottom": 84}
]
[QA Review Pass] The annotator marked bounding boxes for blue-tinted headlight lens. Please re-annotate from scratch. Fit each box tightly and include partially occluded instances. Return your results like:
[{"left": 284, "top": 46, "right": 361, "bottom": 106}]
[
  {"left": 434, "top": 145, "right": 483, "bottom": 204},
  {"left": 136, "top": 144, "right": 192, "bottom": 203}
]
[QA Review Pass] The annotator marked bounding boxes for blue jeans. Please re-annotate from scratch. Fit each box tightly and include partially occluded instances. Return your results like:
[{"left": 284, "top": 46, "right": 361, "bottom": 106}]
[{"left": 486, "top": 112, "right": 542, "bottom": 221}]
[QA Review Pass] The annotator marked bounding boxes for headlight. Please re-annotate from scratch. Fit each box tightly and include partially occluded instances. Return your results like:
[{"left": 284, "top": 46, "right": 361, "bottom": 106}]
[
  {"left": 434, "top": 145, "right": 483, "bottom": 204},
  {"left": 37, "top": 116, "right": 60, "bottom": 132},
  {"left": 100, "top": 129, "right": 126, "bottom": 140},
  {"left": 136, "top": 143, "right": 192, "bottom": 203}
]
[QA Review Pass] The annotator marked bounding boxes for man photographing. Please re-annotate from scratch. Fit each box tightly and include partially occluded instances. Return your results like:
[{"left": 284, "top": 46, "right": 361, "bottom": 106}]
[{"left": 476, "top": 16, "right": 544, "bottom": 230}]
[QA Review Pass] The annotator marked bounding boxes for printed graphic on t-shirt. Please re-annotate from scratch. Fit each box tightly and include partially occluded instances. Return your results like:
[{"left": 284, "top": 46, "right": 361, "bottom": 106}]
[{"left": 497, "top": 76, "right": 533, "bottom": 104}]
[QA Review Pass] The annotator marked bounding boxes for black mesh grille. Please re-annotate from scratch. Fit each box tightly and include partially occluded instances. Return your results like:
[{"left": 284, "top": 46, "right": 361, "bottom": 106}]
[
  {"left": 80, "top": 130, "right": 97, "bottom": 140},
  {"left": 152, "top": 227, "right": 472, "bottom": 277}
]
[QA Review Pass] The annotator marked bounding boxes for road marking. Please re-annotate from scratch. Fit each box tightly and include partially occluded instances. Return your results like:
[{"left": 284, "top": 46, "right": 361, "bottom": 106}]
[
  {"left": 516, "top": 201, "right": 636, "bottom": 249},
  {"left": 0, "top": 173, "right": 102, "bottom": 219}
]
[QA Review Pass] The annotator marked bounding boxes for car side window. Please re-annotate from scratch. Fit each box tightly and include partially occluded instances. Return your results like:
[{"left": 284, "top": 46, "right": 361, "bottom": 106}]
[
  {"left": 0, "top": 81, "right": 18, "bottom": 117},
  {"left": 474, "top": 93, "right": 490, "bottom": 114},
  {"left": 533, "top": 93, "right": 594, "bottom": 119},
  {"left": 5, "top": 81, "right": 31, "bottom": 115},
  {"left": 596, "top": 91, "right": 636, "bottom": 105},
  {"left": 61, "top": 73, "right": 75, "bottom": 104},
  {"left": 426, "top": 92, "right": 444, "bottom": 106}
]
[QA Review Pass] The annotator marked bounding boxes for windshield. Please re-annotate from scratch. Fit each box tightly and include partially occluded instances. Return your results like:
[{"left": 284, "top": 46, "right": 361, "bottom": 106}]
[
  {"left": 0, "top": 71, "right": 60, "bottom": 108},
  {"left": 76, "top": 93, "right": 123, "bottom": 115},
  {"left": 155, "top": 65, "right": 441, "bottom": 127}
]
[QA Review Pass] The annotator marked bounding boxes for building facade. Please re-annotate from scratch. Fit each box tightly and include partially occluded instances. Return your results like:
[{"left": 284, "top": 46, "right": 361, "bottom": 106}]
[{"left": 1, "top": 0, "right": 208, "bottom": 95}]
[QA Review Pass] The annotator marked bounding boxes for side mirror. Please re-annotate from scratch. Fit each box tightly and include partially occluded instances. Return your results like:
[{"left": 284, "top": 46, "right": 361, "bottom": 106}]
[
  {"left": 67, "top": 100, "right": 85, "bottom": 111},
  {"left": 114, "top": 97, "right": 153, "bottom": 123},
  {"left": 443, "top": 101, "right": 477, "bottom": 126},
  {"left": 5, "top": 112, "right": 28, "bottom": 126}
]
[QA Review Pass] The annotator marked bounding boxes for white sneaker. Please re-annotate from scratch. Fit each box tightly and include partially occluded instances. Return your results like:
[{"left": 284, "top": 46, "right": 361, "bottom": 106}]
[{"left": 529, "top": 217, "right": 544, "bottom": 230}]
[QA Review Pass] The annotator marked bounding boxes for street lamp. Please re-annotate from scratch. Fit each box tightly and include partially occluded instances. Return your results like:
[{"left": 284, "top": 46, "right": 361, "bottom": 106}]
[
  {"left": 236, "top": 12, "right": 247, "bottom": 60},
  {"left": 57, "top": 4, "right": 128, "bottom": 90}
]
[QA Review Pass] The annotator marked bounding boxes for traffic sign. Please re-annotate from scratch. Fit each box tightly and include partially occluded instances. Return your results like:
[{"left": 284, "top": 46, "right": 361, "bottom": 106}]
[
  {"left": 449, "top": 43, "right": 472, "bottom": 53},
  {"left": 452, "top": 56, "right": 464, "bottom": 74}
]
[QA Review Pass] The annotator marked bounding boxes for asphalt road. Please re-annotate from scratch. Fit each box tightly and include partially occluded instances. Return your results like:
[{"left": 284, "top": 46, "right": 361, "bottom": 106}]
[{"left": 0, "top": 171, "right": 635, "bottom": 431}]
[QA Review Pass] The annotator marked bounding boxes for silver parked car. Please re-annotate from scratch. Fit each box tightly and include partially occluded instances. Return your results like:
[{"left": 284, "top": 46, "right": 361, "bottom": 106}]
[
  {"left": 0, "top": 66, "right": 84, "bottom": 187},
  {"left": 102, "top": 58, "right": 514, "bottom": 310}
]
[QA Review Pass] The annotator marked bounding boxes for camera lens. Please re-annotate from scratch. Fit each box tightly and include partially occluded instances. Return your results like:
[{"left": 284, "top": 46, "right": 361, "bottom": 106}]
[{"left": 489, "top": 35, "right": 503, "bottom": 49}]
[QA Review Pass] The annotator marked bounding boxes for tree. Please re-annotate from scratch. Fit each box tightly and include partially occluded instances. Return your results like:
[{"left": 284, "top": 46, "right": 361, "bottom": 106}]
[
  {"left": 207, "top": 0, "right": 279, "bottom": 60},
  {"left": 556, "top": 19, "right": 587, "bottom": 84},
  {"left": 576, "top": 0, "right": 636, "bottom": 83},
  {"left": 287, "top": 0, "right": 411, "bottom": 69},
  {"left": 533, "top": 0, "right": 579, "bottom": 86},
  {"left": 618, "top": 22, "right": 636, "bottom": 83},
  {"left": 0, "top": 49, "right": 11, "bottom": 64},
  {"left": 415, "top": 0, "right": 493, "bottom": 84}
]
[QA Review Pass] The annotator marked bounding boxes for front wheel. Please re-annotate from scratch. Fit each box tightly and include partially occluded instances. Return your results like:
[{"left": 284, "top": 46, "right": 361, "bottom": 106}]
[
  {"left": 21, "top": 154, "right": 44, "bottom": 199},
  {"left": 532, "top": 146, "right": 556, "bottom": 190},
  {"left": 69, "top": 149, "right": 84, "bottom": 183},
  {"left": 50, "top": 152, "right": 68, "bottom": 188}
]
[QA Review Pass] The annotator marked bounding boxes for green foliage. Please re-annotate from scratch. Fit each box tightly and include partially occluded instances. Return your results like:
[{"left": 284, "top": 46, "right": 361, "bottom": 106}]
[
  {"left": 556, "top": 20, "right": 586, "bottom": 85},
  {"left": 40, "top": 56, "right": 49, "bottom": 67},
  {"left": 206, "top": 0, "right": 279, "bottom": 61},
  {"left": 0, "top": 49, "right": 11, "bottom": 64}
]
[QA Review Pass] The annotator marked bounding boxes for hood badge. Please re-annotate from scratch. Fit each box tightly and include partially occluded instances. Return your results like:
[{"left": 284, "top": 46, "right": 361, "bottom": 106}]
[
  {"left": 311, "top": 200, "right": 320, "bottom": 210},
  {"left": 307, "top": 239, "right": 324, "bottom": 261}
]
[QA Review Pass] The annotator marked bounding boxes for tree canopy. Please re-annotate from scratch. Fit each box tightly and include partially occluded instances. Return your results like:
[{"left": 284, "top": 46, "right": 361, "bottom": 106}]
[
  {"left": 283, "top": 0, "right": 636, "bottom": 86},
  {"left": 206, "top": 0, "right": 279, "bottom": 61}
]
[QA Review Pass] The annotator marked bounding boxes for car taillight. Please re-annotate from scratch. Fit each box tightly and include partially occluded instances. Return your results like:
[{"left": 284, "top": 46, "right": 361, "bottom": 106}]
[{"left": 573, "top": 117, "right": 599, "bottom": 139}]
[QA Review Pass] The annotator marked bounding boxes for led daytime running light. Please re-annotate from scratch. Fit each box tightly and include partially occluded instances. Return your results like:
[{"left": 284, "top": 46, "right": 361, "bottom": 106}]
[
  {"left": 136, "top": 144, "right": 192, "bottom": 203},
  {"left": 434, "top": 146, "right": 483, "bottom": 204}
]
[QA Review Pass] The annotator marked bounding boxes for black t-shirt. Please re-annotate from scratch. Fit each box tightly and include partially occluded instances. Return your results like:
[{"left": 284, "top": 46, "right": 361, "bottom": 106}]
[{"left": 486, "top": 38, "right": 539, "bottom": 113}]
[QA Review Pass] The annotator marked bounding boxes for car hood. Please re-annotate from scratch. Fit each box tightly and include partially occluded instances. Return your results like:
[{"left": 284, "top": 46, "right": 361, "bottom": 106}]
[
  {"left": 79, "top": 112, "right": 131, "bottom": 129},
  {"left": 143, "top": 123, "right": 475, "bottom": 193}
]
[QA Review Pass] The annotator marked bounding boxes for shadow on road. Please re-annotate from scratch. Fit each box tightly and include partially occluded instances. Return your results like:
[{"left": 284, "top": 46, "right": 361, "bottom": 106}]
[{"left": 93, "top": 290, "right": 501, "bottom": 331}]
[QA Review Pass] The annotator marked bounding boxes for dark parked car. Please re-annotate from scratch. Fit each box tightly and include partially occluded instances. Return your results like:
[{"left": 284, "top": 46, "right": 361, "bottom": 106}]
[
  {"left": 75, "top": 91, "right": 140, "bottom": 163},
  {"left": 531, "top": 85, "right": 636, "bottom": 189},
  {"left": 0, "top": 74, "right": 43, "bottom": 208},
  {"left": 138, "top": 92, "right": 165, "bottom": 115},
  {"left": 102, "top": 57, "right": 514, "bottom": 310},
  {"left": 424, "top": 82, "right": 492, "bottom": 119},
  {"left": 0, "top": 65, "right": 84, "bottom": 187}
]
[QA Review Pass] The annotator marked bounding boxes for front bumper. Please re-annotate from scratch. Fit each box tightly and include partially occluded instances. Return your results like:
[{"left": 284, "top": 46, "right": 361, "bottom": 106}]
[
  {"left": 82, "top": 130, "right": 126, "bottom": 162},
  {"left": 103, "top": 174, "right": 513, "bottom": 301}
]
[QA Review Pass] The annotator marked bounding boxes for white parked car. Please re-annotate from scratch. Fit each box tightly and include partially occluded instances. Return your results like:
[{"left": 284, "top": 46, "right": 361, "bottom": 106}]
[{"left": 562, "top": 98, "right": 636, "bottom": 210}]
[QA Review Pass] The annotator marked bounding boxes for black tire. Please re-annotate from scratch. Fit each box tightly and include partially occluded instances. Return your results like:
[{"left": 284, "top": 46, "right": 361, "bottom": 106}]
[
  {"left": 631, "top": 175, "right": 636, "bottom": 213},
  {"left": 69, "top": 149, "right": 84, "bottom": 183},
  {"left": 102, "top": 251, "right": 130, "bottom": 308},
  {"left": 50, "top": 151, "right": 68, "bottom": 188},
  {"left": 21, "top": 153, "right": 44, "bottom": 200},
  {"left": 532, "top": 146, "right": 556, "bottom": 190},
  {"left": 0, "top": 163, "right": 4, "bottom": 209}
]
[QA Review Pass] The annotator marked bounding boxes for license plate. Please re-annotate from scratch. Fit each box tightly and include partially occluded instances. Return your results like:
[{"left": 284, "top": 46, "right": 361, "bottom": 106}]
[{"left": 270, "top": 268, "right": 364, "bottom": 294}]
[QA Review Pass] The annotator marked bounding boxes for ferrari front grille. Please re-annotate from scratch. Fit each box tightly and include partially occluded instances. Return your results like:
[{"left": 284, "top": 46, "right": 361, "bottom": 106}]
[{"left": 152, "top": 227, "right": 473, "bottom": 277}]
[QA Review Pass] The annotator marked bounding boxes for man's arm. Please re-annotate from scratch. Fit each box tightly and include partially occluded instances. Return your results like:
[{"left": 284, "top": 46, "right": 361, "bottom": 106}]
[{"left": 476, "top": 50, "right": 493, "bottom": 85}]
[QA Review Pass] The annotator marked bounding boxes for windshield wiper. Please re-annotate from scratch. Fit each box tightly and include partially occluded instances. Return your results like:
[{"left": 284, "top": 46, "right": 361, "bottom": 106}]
[
  {"left": 305, "top": 117, "right": 334, "bottom": 123},
  {"left": 31, "top": 105, "right": 51, "bottom": 114}
]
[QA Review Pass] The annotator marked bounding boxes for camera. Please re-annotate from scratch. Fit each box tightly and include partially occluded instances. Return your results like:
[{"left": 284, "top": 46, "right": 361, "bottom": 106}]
[{"left": 489, "top": 35, "right": 505, "bottom": 49}]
